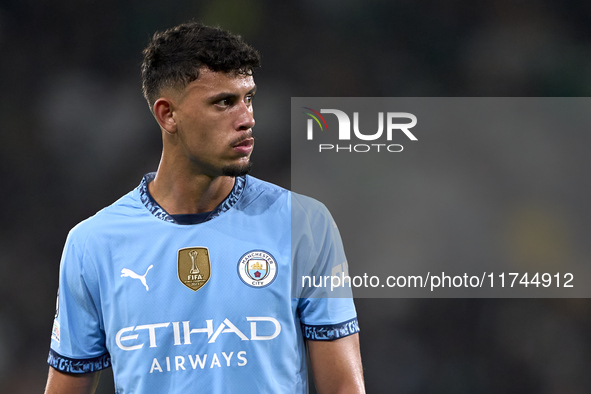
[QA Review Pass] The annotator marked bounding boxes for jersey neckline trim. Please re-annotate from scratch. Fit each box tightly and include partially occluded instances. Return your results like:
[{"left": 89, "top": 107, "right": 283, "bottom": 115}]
[{"left": 138, "top": 172, "right": 246, "bottom": 224}]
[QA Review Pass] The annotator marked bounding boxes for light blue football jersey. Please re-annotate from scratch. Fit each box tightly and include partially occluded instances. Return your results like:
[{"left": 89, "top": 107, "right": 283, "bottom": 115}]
[{"left": 48, "top": 174, "right": 359, "bottom": 393}]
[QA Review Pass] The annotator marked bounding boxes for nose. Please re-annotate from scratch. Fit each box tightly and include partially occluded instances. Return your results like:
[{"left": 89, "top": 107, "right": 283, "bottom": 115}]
[{"left": 235, "top": 101, "right": 255, "bottom": 131}]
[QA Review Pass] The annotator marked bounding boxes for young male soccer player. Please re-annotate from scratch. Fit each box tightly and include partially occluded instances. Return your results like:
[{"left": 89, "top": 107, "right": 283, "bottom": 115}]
[{"left": 45, "top": 22, "right": 364, "bottom": 393}]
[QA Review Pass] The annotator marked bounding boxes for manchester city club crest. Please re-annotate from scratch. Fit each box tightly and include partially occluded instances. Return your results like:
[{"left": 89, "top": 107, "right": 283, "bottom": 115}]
[
  {"left": 237, "top": 250, "right": 277, "bottom": 288},
  {"left": 178, "top": 247, "right": 211, "bottom": 291}
]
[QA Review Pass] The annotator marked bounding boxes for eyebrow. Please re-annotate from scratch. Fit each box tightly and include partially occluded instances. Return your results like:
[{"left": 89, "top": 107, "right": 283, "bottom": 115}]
[{"left": 207, "top": 85, "right": 257, "bottom": 103}]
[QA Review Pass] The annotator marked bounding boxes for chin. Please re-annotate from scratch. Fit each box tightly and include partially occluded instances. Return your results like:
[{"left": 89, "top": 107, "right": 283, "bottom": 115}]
[{"left": 221, "top": 161, "right": 252, "bottom": 177}]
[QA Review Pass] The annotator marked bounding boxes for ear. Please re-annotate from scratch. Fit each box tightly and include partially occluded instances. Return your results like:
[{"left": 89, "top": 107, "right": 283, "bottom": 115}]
[{"left": 153, "top": 98, "right": 177, "bottom": 134}]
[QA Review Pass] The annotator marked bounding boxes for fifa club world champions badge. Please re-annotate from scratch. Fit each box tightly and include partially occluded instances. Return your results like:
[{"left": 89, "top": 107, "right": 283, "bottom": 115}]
[
  {"left": 178, "top": 247, "right": 211, "bottom": 291},
  {"left": 237, "top": 250, "right": 277, "bottom": 288}
]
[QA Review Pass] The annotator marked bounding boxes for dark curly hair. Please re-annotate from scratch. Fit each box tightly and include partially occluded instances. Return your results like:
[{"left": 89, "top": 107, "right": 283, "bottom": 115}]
[{"left": 141, "top": 22, "right": 261, "bottom": 108}]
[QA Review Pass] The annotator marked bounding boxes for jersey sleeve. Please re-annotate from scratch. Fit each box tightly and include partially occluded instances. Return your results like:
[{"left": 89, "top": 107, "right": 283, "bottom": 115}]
[
  {"left": 48, "top": 226, "right": 111, "bottom": 373},
  {"left": 291, "top": 193, "right": 360, "bottom": 341}
]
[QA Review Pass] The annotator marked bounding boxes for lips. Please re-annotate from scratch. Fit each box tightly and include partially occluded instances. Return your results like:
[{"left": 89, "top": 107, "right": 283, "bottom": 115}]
[{"left": 232, "top": 137, "right": 254, "bottom": 154}]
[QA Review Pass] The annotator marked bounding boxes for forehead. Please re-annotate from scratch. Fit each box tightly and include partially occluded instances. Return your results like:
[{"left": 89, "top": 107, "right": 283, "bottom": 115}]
[{"left": 183, "top": 68, "right": 255, "bottom": 97}]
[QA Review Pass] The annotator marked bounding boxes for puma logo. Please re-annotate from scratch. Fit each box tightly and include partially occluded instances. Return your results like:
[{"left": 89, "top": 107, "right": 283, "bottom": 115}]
[{"left": 121, "top": 265, "right": 154, "bottom": 291}]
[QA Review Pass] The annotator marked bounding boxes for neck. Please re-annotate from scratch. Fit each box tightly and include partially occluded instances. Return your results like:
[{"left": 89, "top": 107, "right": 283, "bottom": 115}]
[{"left": 148, "top": 161, "right": 236, "bottom": 215}]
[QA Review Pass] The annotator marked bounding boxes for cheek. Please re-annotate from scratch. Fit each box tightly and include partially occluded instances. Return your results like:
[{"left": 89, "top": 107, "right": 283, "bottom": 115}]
[
  {"left": 186, "top": 123, "right": 224, "bottom": 152},
  {"left": 178, "top": 110, "right": 231, "bottom": 150}
]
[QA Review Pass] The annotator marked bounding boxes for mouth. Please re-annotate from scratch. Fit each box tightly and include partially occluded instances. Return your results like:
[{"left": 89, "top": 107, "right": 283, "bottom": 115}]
[{"left": 232, "top": 137, "right": 254, "bottom": 154}]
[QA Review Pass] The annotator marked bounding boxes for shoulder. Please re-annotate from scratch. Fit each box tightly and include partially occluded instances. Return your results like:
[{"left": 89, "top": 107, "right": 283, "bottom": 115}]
[
  {"left": 238, "top": 176, "right": 334, "bottom": 223},
  {"left": 66, "top": 188, "right": 145, "bottom": 244},
  {"left": 291, "top": 191, "right": 330, "bottom": 217},
  {"left": 291, "top": 191, "right": 336, "bottom": 235},
  {"left": 241, "top": 175, "right": 330, "bottom": 215},
  {"left": 235, "top": 175, "right": 290, "bottom": 212},
  {"left": 242, "top": 175, "right": 288, "bottom": 195}
]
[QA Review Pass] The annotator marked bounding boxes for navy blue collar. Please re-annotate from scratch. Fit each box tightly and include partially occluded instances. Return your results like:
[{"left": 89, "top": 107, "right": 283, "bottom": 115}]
[{"left": 138, "top": 172, "right": 246, "bottom": 224}]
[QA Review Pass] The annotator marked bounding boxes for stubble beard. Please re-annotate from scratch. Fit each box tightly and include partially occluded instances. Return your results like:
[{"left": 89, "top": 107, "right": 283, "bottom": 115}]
[
  {"left": 222, "top": 131, "right": 254, "bottom": 177},
  {"left": 221, "top": 160, "right": 253, "bottom": 177}
]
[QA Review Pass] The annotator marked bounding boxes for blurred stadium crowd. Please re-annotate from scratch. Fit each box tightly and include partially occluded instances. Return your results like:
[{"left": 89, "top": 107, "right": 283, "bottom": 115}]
[{"left": 1, "top": 0, "right": 591, "bottom": 392}]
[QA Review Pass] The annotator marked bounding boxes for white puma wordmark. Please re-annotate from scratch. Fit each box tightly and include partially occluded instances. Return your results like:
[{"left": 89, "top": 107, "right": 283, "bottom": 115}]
[{"left": 121, "top": 265, "right": 153, "bottom": 291}]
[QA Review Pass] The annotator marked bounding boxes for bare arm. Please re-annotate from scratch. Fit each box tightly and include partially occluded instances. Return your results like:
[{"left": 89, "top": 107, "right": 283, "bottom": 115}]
[
  {"left": 308, "top": 333, "right": 365, "bottom": 394},
  {"left": 44, "top": 367, "right": 101, "bottom": 394}
]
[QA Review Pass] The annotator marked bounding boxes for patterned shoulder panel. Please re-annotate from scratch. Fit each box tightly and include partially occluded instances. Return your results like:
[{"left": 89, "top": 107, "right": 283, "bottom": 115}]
[{"left": 138, "top": 173, "right": 246, "bottom": 224}]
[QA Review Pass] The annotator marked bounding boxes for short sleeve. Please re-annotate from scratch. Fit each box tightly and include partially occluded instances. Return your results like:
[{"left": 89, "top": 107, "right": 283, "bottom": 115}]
[
  {"left": 48, "top": 227, "right": 111, "bottom": 373},
  {"left": 291, "top": 193, "right": 360, "bottom": 341}
]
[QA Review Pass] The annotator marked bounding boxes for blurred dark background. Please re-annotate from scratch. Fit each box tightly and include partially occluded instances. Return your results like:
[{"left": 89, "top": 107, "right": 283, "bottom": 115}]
[{"left": 2, "top": 0, "right": 591, "bottom": 392}]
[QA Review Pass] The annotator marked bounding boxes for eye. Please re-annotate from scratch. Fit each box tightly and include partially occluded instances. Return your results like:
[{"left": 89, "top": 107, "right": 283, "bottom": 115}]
[
  {"left": 216, "top": 98, "right": 231, "bottom": 107},
  {"left": 245, "top": 94, "right": 254, "bottom": 106}
]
